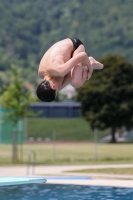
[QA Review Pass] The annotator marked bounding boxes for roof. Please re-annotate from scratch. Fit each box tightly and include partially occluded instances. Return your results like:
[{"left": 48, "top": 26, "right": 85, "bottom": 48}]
[{"left": 30, "top": 101, "right": 81, "bottom": 107}]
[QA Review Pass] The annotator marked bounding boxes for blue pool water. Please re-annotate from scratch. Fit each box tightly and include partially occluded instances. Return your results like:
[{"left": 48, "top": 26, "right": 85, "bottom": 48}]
[{"left": 0, "top": 183, "right": 133, "bottom": 200}]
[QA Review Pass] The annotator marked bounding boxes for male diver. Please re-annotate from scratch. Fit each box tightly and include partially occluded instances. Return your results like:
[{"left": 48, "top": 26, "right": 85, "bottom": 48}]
[{"left": 37, "top": 38, "right": 103, "bottom": 102}]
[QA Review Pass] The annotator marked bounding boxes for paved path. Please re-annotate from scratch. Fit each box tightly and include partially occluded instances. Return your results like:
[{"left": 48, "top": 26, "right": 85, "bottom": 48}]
[
  {"left": 1, "top": 164, "right": 133, "bottom": 188},
  {"left": 1, "top": 163, "right": 133, "bottom": 176}
]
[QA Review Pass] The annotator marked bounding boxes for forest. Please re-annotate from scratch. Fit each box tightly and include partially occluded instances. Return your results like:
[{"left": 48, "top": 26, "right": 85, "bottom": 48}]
[{"left": 0, "top": 0, "right": 133, "bottom": 87}]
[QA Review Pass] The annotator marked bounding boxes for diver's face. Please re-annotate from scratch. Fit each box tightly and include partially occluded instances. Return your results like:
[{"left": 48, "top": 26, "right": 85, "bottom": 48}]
[
  {"left": 50, "top": 81, "right": 58, "bottom": 91},
  {"left": 50, "top": 83, "right": 58, "bottom": 99}
]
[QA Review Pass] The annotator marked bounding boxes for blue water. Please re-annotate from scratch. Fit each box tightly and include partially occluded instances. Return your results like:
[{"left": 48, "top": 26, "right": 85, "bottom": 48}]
[{"left": 0, "top": 183, "right": 133, "bottom": 200}]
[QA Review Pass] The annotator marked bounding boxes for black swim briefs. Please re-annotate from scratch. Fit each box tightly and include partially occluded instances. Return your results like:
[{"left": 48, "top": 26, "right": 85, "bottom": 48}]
[{"left": 70, "top": 38, "right": 84, "bottom": 51}]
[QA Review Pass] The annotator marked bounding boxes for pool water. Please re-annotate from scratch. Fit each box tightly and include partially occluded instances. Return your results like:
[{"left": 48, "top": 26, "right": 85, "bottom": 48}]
[{"left": 0, "top": 183, "right": 133, "bottom": 200}]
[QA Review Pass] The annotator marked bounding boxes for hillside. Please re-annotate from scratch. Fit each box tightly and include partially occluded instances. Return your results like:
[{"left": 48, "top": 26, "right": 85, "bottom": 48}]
[{"left": 0, "top": 0, "right": 133, "bottom": 86}]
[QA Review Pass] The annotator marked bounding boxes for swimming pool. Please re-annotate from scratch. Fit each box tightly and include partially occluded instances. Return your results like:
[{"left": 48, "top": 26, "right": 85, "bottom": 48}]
[{"left": 0, "top": 183, "right": 133, "bottom": 200}]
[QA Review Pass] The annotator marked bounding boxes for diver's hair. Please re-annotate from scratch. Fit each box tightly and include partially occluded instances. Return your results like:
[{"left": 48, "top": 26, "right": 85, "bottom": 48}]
[{"left": 36, "top": 80, "right": 56, "bottom": 102}]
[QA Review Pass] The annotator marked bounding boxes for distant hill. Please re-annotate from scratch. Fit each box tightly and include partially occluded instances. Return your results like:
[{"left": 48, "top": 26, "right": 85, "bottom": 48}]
[{"left": 0, "top": 0, "right": 133, "bottom": 86}]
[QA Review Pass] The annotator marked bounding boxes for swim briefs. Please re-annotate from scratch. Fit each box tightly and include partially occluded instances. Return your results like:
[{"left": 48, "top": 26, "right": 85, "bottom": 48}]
[
  {"left": 70, "top": 38, "right": 90, "bottom": 80},
  {"left": 70, "top": 38, "right": 84, "bottom": 51}
]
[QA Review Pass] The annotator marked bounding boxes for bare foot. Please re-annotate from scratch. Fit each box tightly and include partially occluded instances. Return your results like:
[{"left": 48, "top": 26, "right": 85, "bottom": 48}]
[{"left": 89, "top": 56, "right": 104, "bottom": 70}]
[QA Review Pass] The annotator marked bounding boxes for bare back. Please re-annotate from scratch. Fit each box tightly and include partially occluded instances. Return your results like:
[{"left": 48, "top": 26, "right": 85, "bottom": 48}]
[{"left": 38, "top": 38, "right": 74, "bottom": 77}]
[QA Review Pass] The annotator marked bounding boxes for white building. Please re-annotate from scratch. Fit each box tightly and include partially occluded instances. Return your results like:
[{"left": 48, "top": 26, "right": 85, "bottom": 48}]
[{"left": 59, "top": 84, "right": 76, "bottom": 98}]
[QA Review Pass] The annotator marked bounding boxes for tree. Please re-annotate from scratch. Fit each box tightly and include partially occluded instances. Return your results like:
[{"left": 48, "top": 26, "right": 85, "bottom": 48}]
[
  {"left": 76, "top": 54, "right": 133, "bottom": 143},
  {"left": 1, "top": 65, "right": 34, "bottom": 162}
]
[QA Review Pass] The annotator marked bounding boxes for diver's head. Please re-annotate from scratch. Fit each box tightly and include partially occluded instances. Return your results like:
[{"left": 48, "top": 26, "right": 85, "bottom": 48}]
[{"left": 36, "top": 79, "right": 57, "bottom": 102}]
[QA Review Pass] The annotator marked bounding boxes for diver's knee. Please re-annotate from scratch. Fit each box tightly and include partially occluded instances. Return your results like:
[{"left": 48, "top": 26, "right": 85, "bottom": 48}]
[{"left": 71, "top": 79, "right": 82, "bottom": 88}]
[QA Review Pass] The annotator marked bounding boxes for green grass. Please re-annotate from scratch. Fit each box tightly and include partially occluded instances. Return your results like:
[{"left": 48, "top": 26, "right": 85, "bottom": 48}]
[
  {"left": 66, "top": 168, "right": 133, "bottom": 175},
  {"left": 27, "top": 118, "right": 110, "bottom": 141},
  {"left": 0, "top": 143, "right": 133, "bottom": 165}
]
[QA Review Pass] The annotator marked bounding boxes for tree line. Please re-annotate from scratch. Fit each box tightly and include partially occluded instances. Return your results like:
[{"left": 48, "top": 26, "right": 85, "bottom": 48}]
[{"left": 0, "top": 0, "right": 133, "bottom": 87}]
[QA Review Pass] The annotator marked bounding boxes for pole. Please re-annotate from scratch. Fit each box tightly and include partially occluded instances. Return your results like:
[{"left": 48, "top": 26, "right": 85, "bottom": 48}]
[
  {"left": 20, "top": 131, "right": 23, "bottom": 162},
  {"left": 20, "top": 142, "right": 23, "bottom": 162},
  {"left": 52, "top": 129, "right": 56, "bottom": 162},
  {"left": 94, "top": 128, "right": 98, "bottom": 160},
  {"left": 24, "top": 117, "right": 28, "bottom": 141},
  {"left": 12, "top": 130, "right": 17, "bottom": 162}
]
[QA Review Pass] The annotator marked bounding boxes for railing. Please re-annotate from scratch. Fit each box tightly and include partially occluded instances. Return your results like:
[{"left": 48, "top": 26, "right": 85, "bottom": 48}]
[{"left": 27, "top": 150, "right": 36, "bottom": 176}]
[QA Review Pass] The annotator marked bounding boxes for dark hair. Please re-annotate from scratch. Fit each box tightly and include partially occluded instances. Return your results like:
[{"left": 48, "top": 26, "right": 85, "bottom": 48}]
[{"left": 36, "top": 80, "right": 56, "bottom": 102}]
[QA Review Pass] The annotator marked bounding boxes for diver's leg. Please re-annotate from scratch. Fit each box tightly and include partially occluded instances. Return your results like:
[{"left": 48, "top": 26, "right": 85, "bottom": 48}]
[{"left": 70, "top": 45, "right": 88, "bottom": 87}]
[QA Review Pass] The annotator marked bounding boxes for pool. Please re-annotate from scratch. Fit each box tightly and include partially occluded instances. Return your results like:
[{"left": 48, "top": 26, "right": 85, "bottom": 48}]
[{"left": 0, "top": 183, "right": 133, "bottom": 200}]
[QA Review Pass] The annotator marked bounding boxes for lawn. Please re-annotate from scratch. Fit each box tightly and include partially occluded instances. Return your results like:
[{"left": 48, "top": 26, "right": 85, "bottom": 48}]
[
  {"left": 0, "top": 143, "right": 133, "bottom": 165},
  {"left": 65, "top": 168, "right": 133, "bottom": 175},
  {"left": 27, "top": 118, "right": 110, "bottom": 141}
]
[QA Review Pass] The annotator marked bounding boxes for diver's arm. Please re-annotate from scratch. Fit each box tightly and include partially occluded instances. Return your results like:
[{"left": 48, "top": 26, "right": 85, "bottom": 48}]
[
  {"left": 53, "top": 52, "right": 92, "bottom": 77},
  {"left": 57, "top": 72, "right": 71, "bottom": 91}
]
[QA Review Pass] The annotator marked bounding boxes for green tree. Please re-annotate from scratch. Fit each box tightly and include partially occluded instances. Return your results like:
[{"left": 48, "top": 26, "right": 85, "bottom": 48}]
[
  {"left": 1, "top": 65, "right": 34, "bottom": 162},
  {"left": 77, "top": 54, "right": 133, "bottom": 143}
]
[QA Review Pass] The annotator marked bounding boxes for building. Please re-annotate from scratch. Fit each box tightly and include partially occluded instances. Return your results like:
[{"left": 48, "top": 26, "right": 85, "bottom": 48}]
[
  {"left": 58, "top": 84, "right": 76, "bottom": 98},
  {"left": 30, "top": 101, "right": 82, "bottom": 118}
]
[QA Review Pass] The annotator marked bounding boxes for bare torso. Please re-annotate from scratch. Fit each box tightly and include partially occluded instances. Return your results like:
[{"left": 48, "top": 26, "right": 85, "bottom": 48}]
[
  {"left": 39, "top": 38, "right": 74, "bottom": 77},
  {"left": 38, "top": 38, "right": 103, "bottom": 91}
]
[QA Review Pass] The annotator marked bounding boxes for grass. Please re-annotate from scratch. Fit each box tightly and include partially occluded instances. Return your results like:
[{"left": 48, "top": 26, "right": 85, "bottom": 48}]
[
  {"left": 27, "top": 118, "right": 110, "bottom": 141},
  {"left": 66, "top": 168, "right": 133, "bottom": 175},
  {"left": 0, "top": 143, "right": 133, "bottom": 165}
]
